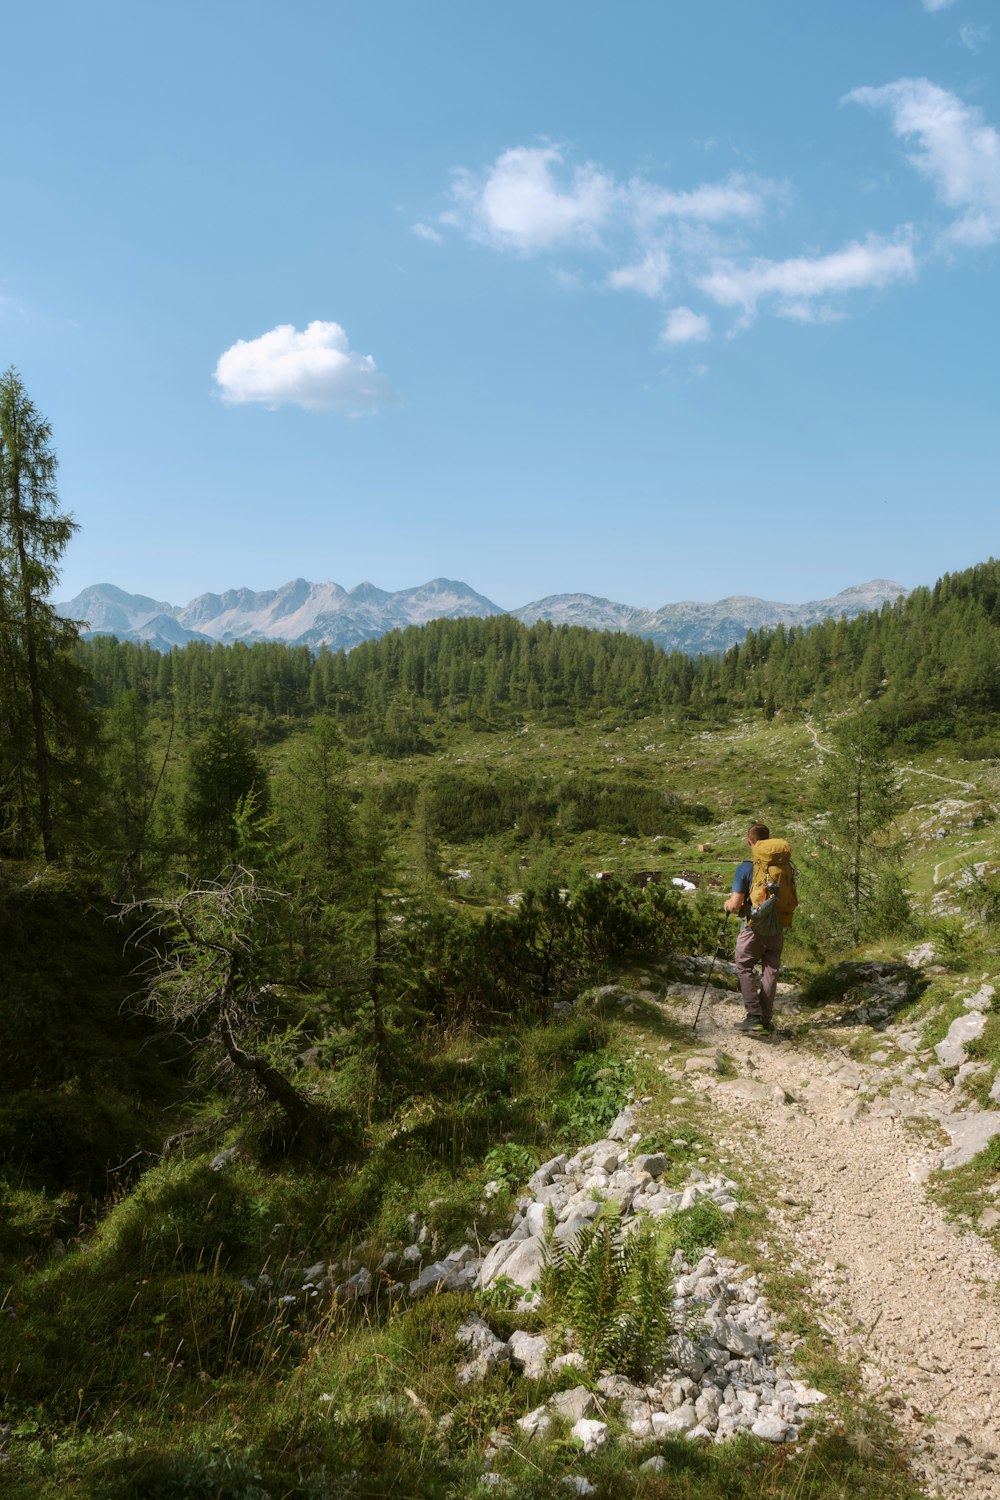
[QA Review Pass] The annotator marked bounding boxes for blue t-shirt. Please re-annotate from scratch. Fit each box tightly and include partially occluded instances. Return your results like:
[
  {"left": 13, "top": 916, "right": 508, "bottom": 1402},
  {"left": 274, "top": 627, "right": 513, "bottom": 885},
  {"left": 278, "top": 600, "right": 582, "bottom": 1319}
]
[{"left": 732, "top": 859, "right": 754, "bottom": 930}]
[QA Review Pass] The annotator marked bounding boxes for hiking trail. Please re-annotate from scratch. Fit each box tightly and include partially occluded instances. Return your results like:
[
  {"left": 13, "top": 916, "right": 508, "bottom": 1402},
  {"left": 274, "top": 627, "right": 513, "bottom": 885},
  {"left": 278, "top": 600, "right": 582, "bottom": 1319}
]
[{"left": 668, "top": 982, "right": 1000, "bottom": 1500}]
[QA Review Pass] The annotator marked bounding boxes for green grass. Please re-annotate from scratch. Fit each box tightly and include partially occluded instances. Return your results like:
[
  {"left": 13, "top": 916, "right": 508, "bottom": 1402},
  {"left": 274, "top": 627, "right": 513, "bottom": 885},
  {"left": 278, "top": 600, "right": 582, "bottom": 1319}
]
[{"left": 12, "top": 701, "right": 992, "bottom": 1498}]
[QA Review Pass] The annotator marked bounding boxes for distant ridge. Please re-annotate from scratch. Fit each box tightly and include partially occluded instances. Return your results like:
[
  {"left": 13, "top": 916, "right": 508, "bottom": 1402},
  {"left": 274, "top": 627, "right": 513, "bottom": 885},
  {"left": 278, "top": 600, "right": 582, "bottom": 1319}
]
[{"left": 58, "top": 577, "right": 908, "bottom": 658}]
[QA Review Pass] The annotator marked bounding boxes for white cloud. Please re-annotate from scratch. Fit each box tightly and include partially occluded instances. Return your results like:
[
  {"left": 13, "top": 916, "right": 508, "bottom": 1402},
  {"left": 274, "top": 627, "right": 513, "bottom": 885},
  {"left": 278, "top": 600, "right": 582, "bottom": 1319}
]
[
  {"left": 960, "top": 22, "right": 990, "bottom": 52},
  {"left": 846, "top": 78, "right": 1000, "bottom": 245},
  {"left": 697, "top": 235, "right": 916, "bottom": 321},
  {"left": 427, "top": 140, "right": 924, "bottom": 340},
  {"left": 214, "top": 321, "right": 394, "bottom": 413},
  {"left": 412, "top": 222, "right": 443, "bottom": 244},
  {"left": 628, "top": 173, "right": 773, "bottom": 228},
  {"left": 444, "top": 147, "right": 776, "bottom": 258},
  {"left": 661, "top": 305, "right": 711, "bottom": 343},
  {"left": 608, "top": 247, "right": 672, "bottom": 297},
  {"left": 450, "top": 145, "right": 616, "bottom": 252},
  {"left": 922, "top": 0, "right": 959, "bottom": 10}
]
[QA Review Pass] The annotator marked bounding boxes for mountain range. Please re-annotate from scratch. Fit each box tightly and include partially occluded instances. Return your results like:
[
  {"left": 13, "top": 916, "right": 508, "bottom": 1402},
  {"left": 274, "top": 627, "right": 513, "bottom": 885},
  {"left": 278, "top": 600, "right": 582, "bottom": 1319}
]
[{"left": 57, "top": 577, "right": 908, "bottom": 658}]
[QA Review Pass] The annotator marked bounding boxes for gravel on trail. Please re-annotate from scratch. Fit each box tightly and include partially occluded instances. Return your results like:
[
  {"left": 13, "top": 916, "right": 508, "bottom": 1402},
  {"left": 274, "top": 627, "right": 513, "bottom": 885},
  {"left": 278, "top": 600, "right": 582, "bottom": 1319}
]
[{"left": 688, "top": 987, "right": 1000, "bottom": 1500}]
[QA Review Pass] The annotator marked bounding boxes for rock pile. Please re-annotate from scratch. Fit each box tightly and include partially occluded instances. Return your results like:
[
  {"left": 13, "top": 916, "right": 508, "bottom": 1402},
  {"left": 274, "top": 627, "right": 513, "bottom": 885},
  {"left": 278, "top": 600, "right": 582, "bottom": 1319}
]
[
  {"left": 444, "top": 1103, "right": 826, "bottom": 1451},
  {"left": 232, "top": 1098, "right": 827, "bottom": 1459},
  {"left": 458, "top": 1245, "right": 826, "bottom": 1451}
]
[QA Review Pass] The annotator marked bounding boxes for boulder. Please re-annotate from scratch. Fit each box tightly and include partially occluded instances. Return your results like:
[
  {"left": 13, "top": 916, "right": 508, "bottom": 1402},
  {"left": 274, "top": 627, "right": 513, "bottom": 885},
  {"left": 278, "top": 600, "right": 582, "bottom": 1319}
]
[
  {"left": 477, "top": 1237, "right": 519, "bottom": 1287},
  {"left": 935, "top": 1012, "right": 988, "bottom": 1069},
  {"left": 940, "top": 1112, "right": 1000, "bottom": 1170},
  {"left": 803, "top": 960, "right": 925, "bottom": 1026}
]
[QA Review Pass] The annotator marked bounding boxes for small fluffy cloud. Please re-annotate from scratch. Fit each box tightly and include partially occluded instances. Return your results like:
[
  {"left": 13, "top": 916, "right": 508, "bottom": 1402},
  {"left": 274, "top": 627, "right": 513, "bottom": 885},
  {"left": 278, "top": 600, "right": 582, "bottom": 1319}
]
[
  {"left": 214, "top": 322, "right": 394, "bottom": 413},
  {"left": 661, "top": 306, "right": 711, "bottom": 344},
  {"left": 450, "top": 146, "right": 616, "bottom": 252},
  {"left": 846, "top": 78, "right": 1000, "bottom": 246},
  {"left": 697, "top": 235, "right": 916, "bottom": 321}
]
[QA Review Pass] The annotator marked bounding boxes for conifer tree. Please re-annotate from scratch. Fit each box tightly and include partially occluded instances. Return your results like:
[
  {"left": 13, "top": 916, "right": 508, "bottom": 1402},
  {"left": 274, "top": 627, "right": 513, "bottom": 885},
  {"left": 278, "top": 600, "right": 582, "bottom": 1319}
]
[
  {"left": 0, "top": 369, "right": 92, "bottom": 859},
  {"left": 183, "top": 709, "right": 269, "bottom": 873},
  {"left": 815, "top": 716, "right": 907, "bottom": 947}
]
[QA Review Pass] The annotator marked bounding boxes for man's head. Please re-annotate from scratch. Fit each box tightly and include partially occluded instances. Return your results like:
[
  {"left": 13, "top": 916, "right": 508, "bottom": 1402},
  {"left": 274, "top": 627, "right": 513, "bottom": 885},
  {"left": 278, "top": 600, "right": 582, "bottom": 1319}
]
[{"left": 747, "top": 823, "right": 770, "bottom": 846}]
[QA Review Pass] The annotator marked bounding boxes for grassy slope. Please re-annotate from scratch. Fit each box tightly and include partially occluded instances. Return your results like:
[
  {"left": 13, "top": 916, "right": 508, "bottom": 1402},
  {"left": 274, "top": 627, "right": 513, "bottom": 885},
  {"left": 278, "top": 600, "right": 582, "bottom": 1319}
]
[{"left": 3, "top": 704, "right": 997, "bottom": 1497}]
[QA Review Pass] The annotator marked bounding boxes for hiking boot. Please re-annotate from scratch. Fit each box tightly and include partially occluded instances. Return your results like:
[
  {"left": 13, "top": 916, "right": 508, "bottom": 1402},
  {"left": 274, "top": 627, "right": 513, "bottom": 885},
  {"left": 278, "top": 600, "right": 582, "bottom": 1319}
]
[{"left": 733, "top": 1017, "right": 771, "bottom": 1036}]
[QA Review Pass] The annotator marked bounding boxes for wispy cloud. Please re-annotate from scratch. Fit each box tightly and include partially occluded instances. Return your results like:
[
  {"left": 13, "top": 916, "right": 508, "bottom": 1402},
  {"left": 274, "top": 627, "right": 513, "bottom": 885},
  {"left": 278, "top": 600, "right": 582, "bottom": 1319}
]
[
  {"left": 423, "top": 136, "right": 927, "bottom": 342},
  {"left": 922, "top": 0, "right": 960, "bottom": 10},
  {"left": 214, "top": 322, "right": 395, "bottom": 413},
  {"left": 697, "top": 235, "right": 916, "bottom": 323},
  {"left": 608, "top": 247, "right": 672, "bottom": 297},
  {"left": 440, "top": 145, "right": 775, "bottom": 258},
  {"left": 960, "top": 22, "right": 990, "bottom": 53},
  {"left": 661, "top": 306, "right": 711, "bottom": 344},
  {"left": 412, "top": 222, "right": 443, "bottom": 244},
  {"left": 846, "top": 78, "right": 1000, "bottom": 246}
]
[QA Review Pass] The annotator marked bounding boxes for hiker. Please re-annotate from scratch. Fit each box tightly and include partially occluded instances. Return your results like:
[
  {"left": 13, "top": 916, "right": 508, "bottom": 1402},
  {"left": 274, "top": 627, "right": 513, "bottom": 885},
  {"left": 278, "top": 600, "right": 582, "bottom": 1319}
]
[{"left": 723, "top": 823, "right": 797, "bottom": 1036}]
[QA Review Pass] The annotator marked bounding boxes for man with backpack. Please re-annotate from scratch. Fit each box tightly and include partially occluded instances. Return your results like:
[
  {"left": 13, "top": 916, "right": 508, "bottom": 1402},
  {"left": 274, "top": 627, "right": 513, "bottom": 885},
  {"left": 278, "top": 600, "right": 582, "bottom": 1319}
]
[{"left": 723, "top": 823, "right": 797, "bottom": 1036}]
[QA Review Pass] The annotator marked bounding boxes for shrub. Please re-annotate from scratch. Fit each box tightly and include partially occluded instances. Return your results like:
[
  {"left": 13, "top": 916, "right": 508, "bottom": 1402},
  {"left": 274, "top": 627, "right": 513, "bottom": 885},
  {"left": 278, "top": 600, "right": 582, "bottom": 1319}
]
[{"left": 668, "top": 1198, "right": 730, "bottom": 1259}]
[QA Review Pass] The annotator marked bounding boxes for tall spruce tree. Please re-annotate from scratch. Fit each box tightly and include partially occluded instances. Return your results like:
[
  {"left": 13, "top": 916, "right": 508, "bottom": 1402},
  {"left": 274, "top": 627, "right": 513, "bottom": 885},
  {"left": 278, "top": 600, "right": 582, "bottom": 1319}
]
[
  {"left": 0, "top": 369, "right": 91, "bottom": 859},
  {"left": 182, "top": 709, "right": 269, "bottom": 874}
]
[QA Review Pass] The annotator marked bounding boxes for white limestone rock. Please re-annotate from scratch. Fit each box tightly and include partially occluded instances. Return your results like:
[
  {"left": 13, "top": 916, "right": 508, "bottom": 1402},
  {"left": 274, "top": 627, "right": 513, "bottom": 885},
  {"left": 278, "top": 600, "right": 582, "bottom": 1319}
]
[
  {"left": 551, "top": 1386, "right": 596, "bottom": 1422},
  {"left": 571, "top": 1418, "right": 610, "bottom": 1453},
  {"left": 652, "top": 1403, "right": 699, "bottom": 1435},
  {"left": 517, "top": 1405, "right": 553, "bottom": 1438},
  {"left": 508, "top": 1331, "right": 549, "bottom": 1378},
  {"left": 935, "top": 1012, "right": 988, "bottom": 1068},
  {"left": 752, "top": 1414, "right": 791, "bottom": 1442}
]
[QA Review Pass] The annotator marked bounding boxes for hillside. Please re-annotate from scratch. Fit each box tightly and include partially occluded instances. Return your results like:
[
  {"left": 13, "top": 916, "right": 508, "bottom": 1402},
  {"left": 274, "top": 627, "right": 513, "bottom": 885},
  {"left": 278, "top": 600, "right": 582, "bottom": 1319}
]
[{"left": 2, "top": 557, "right": 999, "bottom": 1497}]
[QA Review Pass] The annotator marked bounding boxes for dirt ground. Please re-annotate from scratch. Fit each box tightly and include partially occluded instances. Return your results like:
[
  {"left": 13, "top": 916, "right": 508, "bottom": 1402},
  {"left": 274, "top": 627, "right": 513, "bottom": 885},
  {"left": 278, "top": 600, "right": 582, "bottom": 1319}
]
[{"left": 686, "top": 984, "right": 1000, "bottom": 1500}]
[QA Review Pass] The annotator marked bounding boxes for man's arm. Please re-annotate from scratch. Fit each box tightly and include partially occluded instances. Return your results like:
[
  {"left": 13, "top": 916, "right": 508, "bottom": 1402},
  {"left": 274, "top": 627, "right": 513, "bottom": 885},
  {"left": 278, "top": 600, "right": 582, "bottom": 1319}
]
[{"left": 724, "top": 859, "right": 751, "bottom": 914}]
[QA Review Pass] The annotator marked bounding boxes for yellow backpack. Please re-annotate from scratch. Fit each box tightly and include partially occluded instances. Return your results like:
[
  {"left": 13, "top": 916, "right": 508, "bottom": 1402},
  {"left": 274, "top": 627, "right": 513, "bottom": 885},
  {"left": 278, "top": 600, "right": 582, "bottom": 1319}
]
[{"left": 748, "top": 837, "right": 798, "bottom": 931}]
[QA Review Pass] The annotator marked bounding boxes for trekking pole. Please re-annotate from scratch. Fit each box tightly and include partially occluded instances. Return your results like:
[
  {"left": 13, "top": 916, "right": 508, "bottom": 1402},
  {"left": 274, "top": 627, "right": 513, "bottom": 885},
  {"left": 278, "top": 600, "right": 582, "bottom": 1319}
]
[{"left": 692, "top": 912, "right": 730, "bottom": 1033}]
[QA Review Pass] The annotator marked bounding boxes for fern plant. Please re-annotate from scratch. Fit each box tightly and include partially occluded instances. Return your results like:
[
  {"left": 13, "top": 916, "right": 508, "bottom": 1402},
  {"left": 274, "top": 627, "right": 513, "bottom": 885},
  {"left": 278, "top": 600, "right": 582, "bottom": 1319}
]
[{"left": 540, "top": 1208, "right": 673, "bottom": 1378}]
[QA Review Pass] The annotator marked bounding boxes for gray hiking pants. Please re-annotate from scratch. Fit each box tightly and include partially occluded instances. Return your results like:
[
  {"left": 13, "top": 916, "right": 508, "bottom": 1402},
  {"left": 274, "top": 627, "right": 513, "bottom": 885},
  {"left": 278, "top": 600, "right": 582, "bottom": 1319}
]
[{"left": 734, "top": 925, "right": 784, "bottom": 1024}]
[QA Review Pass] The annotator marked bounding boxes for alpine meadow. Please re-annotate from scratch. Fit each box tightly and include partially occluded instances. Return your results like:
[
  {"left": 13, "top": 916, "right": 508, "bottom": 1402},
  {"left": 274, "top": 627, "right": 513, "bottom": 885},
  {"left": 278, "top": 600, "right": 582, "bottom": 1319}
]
[{"left": 2, "top": 367, "right": 1000, "bottom": 1499}]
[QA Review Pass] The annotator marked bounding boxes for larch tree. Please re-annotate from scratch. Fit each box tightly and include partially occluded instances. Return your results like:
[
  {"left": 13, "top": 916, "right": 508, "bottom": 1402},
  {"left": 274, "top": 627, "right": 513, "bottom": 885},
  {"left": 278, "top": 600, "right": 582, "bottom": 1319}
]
[
  {"left": 815, "top": 715, "right": 908, "bottom": 948},
  {"left": 0, "top": 369, "right": 91, "bottom": 860}
]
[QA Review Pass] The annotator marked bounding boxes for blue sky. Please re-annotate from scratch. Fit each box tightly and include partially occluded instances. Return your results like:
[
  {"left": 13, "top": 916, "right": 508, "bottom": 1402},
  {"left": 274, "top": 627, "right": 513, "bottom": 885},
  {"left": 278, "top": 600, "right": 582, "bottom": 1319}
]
[{"left": 3, "top": 0, "right": 997, "bottom": 609}]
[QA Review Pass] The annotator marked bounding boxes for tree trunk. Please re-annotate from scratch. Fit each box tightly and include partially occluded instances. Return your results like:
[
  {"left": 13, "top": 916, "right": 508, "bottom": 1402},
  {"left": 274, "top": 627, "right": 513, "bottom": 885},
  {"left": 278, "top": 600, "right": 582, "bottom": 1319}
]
[
  {"left": 218, "top": 1008, "right": 318, "bottom": 1137},
  {"left": 11, "top": 477, "right": 55, "bottom": 860}
]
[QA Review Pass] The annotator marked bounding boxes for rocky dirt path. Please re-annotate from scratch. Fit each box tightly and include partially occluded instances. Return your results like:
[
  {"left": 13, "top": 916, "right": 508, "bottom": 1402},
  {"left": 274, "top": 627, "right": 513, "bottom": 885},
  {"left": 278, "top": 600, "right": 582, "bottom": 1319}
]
[{"left": 684, "top": 987, "right": 1000, "bottom": 1499}]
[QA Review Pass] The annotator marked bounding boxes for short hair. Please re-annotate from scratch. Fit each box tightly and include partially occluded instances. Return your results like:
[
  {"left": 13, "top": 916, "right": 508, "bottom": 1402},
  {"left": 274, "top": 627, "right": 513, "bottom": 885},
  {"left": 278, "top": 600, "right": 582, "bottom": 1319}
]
[{"left": 747, "top": 823, "right": 770, "bottom": 843}]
